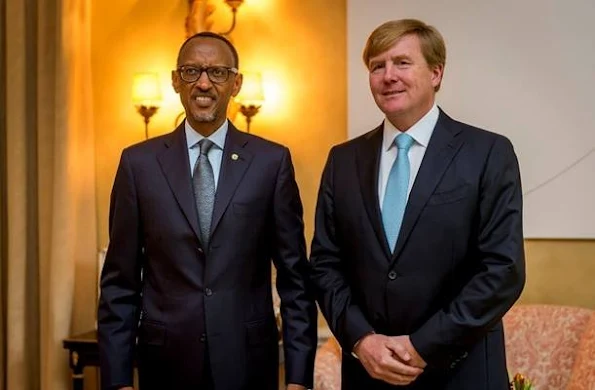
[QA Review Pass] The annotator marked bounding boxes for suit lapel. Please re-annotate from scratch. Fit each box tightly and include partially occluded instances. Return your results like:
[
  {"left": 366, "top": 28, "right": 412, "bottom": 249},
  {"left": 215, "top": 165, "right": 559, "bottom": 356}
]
[
  {"left": 210, "top": 125, "right": 253, "bottom": 237},
  {"left": 356, "top": 125, "right": 393, "bottom": 259},
  {"left": 157, "top": 125, "right": 202, "bottom": 241},
  {"left": 391, "top": 110, "right": 464, "bottom": 263}
]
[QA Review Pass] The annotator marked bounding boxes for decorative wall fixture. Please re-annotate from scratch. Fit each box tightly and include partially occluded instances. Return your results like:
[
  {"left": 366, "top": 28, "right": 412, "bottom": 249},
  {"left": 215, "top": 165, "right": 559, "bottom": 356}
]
[
  {"left": 186, "top": 0, "right": 244, "bottom": 37},
  {"left": 235, "top": 72, "right": 264, "bottom": 133},
  {"left": 132, "top": 72, "right": 162, "bottom": 139}
]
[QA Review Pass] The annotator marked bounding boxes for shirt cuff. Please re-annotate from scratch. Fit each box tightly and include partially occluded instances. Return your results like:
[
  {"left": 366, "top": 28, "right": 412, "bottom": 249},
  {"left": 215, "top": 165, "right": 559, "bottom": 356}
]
[{"left": 351, "top": 330, "right": 375, "bottom": 359}]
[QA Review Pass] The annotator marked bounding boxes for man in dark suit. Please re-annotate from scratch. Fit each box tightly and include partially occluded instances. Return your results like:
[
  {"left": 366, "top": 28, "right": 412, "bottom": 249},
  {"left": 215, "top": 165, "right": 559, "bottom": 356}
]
[
  {"left": 98, "top": 32, "right": 317, "bottom": 390},
  {"left": 310, "top": 19, "right": 525, "bottom": 389}
]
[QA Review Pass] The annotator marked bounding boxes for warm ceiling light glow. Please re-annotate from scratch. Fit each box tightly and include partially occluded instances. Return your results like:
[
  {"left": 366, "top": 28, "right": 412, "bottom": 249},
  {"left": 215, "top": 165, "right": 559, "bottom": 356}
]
[{"left": 245, "top": 0, "right": 271, "bottom": 11}]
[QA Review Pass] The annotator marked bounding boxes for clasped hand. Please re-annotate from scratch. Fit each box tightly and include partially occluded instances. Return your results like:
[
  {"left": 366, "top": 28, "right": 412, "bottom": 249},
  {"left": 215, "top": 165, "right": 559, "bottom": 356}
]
[{"left": 353, "top": 334, "right": 426, "bottom": 386}]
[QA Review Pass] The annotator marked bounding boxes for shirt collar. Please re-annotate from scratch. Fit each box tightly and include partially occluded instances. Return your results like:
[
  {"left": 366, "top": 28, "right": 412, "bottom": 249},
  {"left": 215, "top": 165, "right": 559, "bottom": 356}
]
[
  {"left": 185, "top": 119, "right": 228, "bottom": 151},
  {"left": 382, "top": 104, "right": 439, "bottom": 151}
]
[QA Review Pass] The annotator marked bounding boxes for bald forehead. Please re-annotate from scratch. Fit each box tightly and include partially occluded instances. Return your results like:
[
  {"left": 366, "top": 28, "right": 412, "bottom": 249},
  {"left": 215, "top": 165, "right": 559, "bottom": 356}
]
[{"left": 177, "top": 37, "right": 236, "bottom": 67}]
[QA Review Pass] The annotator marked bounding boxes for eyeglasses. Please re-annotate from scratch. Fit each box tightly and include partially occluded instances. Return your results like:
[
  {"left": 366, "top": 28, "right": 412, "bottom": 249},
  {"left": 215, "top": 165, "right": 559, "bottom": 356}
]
[{"left": 176, "top": 65, "right": 238, "bottom": 84}]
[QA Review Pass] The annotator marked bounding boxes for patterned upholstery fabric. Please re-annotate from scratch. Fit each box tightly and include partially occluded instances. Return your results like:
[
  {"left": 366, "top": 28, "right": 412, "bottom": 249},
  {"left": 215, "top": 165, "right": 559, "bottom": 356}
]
[
  {"left": 504, "top": 304, "right": 595, "bottom": 390},
  {"left": 563, "top": 312, "right": 595, "bottom": 390},
  {"left": 314, "top": 336, "right": 341, "bottom": 390},
  {"left": 313, "top": 305, "right": 595, "bottom": 390}
]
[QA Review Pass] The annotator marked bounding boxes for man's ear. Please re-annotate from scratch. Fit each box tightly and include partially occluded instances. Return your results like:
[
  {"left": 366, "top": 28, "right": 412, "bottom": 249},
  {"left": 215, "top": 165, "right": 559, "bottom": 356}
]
[
  {"left": 231, "top": 73, "right": 243, "bottom": 97},
  {"left": 172, "top": 70, "right": 180, "bottom": 93},
  {"left": 431, "top": 64, "right": 444, "bottom": 89}
]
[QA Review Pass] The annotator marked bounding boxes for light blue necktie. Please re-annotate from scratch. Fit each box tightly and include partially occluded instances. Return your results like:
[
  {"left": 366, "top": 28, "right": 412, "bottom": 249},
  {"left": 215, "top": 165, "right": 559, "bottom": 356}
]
[{"left": 382, "top": 133, "right": 414, "bottom": 252}]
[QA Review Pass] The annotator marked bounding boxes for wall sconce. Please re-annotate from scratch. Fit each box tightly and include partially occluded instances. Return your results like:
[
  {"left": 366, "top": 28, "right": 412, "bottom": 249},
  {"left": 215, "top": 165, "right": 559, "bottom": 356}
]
[
  {"left": 186, "top": 0, "right": 244, "bottom": 37},
  {"left": 132, "top": 72, "right": 162, "bottom": 139},
  {"left": 235, "top": 72, "right": 264, "bottom": 133}
]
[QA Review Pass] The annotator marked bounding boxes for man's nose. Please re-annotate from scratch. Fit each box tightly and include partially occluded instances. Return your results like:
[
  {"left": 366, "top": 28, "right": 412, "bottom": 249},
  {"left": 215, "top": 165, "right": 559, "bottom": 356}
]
[
  {"left": 383, "top": 64, "right": 398, "bottom": 82},
  {"left": 196, "top": 70, "right": 212, "bottom": 89}
]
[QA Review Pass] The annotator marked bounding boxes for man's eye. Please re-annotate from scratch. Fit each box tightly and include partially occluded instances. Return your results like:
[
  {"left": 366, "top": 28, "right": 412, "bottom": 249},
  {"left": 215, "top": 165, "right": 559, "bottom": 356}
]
[
  {"left": 185, "top": 68, "right": 199, "bottom": 75},
  {"left": 371, "top": 64, "right": 383, "bottom": 71},
  {"left": 211, "top": 67, "right": 225, "bottom": 77}
]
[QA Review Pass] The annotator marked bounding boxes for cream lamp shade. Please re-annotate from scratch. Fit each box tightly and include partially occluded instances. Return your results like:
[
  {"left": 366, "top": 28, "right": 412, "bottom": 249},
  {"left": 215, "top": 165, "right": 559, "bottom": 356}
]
[
  {"left": 132, "top": 72, "right": 162, "bottom": 107},
  {"left": 236, "top": 72, "right": 264, "bottom": 107}
]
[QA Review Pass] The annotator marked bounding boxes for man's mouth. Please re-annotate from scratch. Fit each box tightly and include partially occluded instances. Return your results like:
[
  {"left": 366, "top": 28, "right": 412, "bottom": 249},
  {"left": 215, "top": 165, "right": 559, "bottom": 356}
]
[
  {"left": 193, "top": 95, "right": 215, "bottom": 107},
  {"left": 383, "top": 90, "right": 405, "bottom": 96}
]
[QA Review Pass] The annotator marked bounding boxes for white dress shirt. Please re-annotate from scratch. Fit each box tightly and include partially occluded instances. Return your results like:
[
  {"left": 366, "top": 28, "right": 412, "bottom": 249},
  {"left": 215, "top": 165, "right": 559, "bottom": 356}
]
[
  {"left": 185, "top": 120, "right": 228, "bottom": 189},
  {"left": 378, "top": 104, "right": 439, "bottom": 208}
]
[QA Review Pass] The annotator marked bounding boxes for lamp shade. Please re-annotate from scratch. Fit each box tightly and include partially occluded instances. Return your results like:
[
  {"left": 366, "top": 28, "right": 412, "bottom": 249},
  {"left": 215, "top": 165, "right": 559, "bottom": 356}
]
[
  {"left": 132, "top": 72, "right": 162, "bottom": 106},
  {"left": 236, "top": 72, "right": 264, "bottom": 106}
]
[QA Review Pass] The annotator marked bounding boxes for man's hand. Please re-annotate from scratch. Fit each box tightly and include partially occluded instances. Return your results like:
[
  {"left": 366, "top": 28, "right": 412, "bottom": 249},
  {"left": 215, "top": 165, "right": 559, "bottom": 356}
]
[
  {"left": 118, "top": 387, "right": 134, "bottom": 390},
  {"left": 287, "top": 384, "right": 307, "bottom": 390},
  {"left": 353, "top": 333, "right": 424, "bottom": 386},
  {"left": 387, "top": 335, "right": 427, "bottom": 369}
]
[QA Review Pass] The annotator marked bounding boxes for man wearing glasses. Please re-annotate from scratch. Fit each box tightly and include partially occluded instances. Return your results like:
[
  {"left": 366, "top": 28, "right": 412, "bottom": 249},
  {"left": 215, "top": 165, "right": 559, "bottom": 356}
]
[{"left": 98, "top": 32, "right": 317, "bottom": 390}]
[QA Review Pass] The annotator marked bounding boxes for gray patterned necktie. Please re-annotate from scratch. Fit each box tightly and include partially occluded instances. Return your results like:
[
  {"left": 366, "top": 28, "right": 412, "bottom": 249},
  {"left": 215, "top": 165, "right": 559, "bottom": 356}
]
[{"left": 193, "top": 139, "right": 215, "bottom": 250}]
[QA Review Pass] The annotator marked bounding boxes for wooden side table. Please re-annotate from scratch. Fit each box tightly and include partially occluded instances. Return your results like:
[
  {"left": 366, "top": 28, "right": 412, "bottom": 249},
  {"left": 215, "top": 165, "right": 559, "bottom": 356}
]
[{"left": 62, "top": 330, "right": 99, "bottom": 390}]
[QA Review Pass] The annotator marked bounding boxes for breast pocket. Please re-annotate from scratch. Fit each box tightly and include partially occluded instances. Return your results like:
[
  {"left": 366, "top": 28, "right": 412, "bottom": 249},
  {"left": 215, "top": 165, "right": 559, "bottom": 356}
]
[{"left": 427, "top": 184, "right": 470, "bottom": 206}]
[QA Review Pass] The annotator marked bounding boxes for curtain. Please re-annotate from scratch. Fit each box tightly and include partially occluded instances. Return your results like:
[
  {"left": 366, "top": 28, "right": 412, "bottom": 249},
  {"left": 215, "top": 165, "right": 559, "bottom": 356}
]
[
  {"left": 0, "top": 0, "right": 7, "bottom": 386},
  {"left": 3, "top": 0, "right": 97, "bottom": 389}
]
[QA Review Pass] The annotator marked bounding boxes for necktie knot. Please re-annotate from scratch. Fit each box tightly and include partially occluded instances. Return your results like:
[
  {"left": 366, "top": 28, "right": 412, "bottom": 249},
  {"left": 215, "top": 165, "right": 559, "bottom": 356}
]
[
  {"left": 199, "top": 139, "right": 214, "bottom": 155},
  {"left": 395, "top": 133, "right": 414, "bottom": 151}
]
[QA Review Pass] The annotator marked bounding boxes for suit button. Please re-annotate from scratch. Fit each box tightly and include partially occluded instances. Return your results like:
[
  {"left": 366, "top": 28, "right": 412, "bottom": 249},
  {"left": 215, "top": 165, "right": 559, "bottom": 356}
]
[
  {"left": 205, "top": 288, "right": 213, "bottom": 296},
  {"left": 388, "top": 271, "right": 397, "bottom": 280},
  {"left": 200, "top": 333, "right": 206, "bottom": 343},
  {"left": 197, "top": 247, "right": 204, "bottom": 254}
]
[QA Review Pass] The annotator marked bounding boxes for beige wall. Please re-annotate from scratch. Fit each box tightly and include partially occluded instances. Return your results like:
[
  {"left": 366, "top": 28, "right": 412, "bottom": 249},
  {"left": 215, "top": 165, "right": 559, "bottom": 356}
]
[{"left": 522, "top": 240, "right": 595, "bottom": 309}]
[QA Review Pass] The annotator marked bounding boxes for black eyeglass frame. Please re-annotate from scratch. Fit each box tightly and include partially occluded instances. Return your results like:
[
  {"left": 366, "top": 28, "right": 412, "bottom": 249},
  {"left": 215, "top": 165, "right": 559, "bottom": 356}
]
[{"left": 176, "top": 65, "right": 239, "bottom": 84}]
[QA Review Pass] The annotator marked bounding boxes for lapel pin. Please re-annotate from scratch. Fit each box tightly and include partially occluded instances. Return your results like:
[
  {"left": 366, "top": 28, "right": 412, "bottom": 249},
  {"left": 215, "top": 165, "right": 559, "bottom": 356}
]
[{"left": 231, "top": 153, "right": 239, "bottom": 161}]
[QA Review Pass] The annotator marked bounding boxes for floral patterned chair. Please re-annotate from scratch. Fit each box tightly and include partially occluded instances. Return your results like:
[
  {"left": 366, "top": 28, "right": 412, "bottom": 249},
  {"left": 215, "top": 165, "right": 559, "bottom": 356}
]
[
  {"left": 314, "top": 304, "right": 595, "bottom": 390},
  {"left": 504, "top": 304, "right": 595, "bottom": 390},
  {"left": 314, "top": 336, "right": 342, "bottom": 390}
]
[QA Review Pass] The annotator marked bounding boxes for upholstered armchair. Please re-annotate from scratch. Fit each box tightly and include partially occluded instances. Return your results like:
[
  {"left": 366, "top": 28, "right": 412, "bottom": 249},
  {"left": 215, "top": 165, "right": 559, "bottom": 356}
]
[
  {"left": 314, "top": 304, "right": 595, "bottom": 390},
  {"left": 314, "top": 336, "right": 342, "bottom": 390},
  {"left": 504, "top": 304, "right": 595, "bottom": 389}
]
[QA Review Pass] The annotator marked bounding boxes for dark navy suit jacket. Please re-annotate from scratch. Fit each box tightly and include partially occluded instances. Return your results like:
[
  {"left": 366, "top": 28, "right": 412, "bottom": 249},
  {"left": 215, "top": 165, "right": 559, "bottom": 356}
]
[
  {"left": 310, "top": 110, "right": 525, "bottom": 390},
  {"left": 98, "top": 122, "right": 317, "bottom": 389}
]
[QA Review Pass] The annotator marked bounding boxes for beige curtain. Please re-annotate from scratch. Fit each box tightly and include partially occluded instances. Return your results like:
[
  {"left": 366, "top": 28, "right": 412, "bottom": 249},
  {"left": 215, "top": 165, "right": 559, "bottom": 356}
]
[
  {"left": 3, "top": 0, "right": 97, "bottom": 389},
  {"left": 1, "top": 0, "right": 7, "bottom": 386}
]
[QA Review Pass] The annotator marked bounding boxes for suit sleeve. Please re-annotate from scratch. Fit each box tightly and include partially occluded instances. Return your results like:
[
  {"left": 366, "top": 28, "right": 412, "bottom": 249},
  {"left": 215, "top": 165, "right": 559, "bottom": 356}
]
[
  {"left": 410, "top": 136, "right": 526, "bottom": 368},
  {"left": 271, "top": 147, "right": 318, "bottom": 388},
  {"left": 97, "top": 150, "right": 144, "bottom": 389},
  {"left": 309, "top": 149, "right": 375, "bottom": 353}
]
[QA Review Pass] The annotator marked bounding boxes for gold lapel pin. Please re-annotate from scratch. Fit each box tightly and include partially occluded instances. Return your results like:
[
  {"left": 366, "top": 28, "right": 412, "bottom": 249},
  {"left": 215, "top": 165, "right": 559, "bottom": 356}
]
[{"left": 231, "top": 153, "right": 239, "bottom": 161}]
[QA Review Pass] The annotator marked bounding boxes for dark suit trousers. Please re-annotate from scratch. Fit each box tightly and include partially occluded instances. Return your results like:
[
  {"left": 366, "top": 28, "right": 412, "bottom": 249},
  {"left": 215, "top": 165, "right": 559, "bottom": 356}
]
[{"left": 138, "top": 345, "right": 214, "bottom": 390}]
